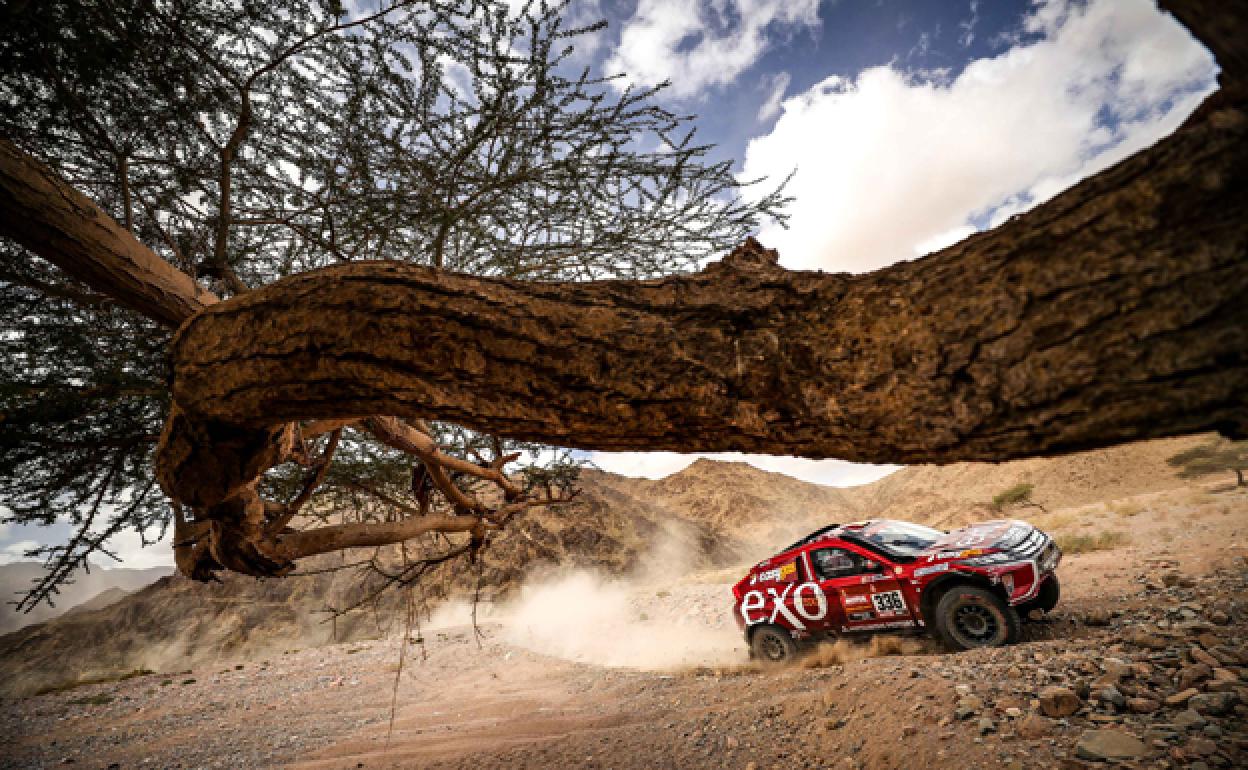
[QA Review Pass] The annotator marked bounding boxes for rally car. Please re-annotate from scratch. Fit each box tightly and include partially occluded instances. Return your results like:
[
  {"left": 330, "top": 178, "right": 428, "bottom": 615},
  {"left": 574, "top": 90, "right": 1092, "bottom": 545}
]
[{"left": 733, "top": 519, "right": 1062, "bottom": 662}]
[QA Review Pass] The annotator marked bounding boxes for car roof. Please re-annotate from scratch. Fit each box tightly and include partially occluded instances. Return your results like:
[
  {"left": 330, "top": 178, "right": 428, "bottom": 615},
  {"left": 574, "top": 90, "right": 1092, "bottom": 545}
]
[{"left": 778, "top": 522, "right": 848, "bottom": 553}]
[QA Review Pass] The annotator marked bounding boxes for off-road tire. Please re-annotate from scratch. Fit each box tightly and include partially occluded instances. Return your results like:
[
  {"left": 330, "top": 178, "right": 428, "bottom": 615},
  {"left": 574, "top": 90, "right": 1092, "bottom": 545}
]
[
  {"left": 1018, "top": 574, "right": 1061, "bottom": 620},
  {"left": 932, "top": 584, "right": 1021, "bottom": 650},
  {"left": 750, "top": 624, "right": 797, "bottom": 665}
]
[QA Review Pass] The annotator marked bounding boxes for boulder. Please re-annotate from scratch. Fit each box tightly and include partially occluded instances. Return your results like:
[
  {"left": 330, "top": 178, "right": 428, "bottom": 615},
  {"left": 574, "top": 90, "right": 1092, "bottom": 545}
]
[
  {"left": 1038, "top": 687, "right": 1082, "bottom": 718},
  {"left": 1074, "top": 729, "right": 1149, "bottom": 761}
]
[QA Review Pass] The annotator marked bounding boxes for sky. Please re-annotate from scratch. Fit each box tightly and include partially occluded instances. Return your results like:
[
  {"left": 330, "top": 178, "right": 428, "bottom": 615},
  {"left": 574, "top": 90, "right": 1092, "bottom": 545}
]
[{"left": 0, "top": 0, "right": 1219, "bottom": 567}]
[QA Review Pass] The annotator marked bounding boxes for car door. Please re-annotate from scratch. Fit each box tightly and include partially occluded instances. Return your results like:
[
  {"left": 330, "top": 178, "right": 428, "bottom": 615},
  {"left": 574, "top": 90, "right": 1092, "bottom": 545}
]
[{"left": 810, "top": 547, "right": 918, "bottom": 633}]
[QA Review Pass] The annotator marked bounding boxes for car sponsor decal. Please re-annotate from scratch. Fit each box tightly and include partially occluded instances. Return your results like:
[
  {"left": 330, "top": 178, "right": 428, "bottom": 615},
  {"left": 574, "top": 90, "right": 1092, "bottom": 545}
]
[
  {"left": 913, "top": 562, "right": 950, "bottom": 578},
  {"left": 739, "top": 581, "right": 829, "bottom": 630},
  {"left": 843, "top": 594, "right": 869, "bottom": 606},
  {"left": 847, "top": 611, "right": 874, "bottom": 622},
  {"left": 870, "top": 589, "right": 907, "bottom": 617},
  {"left": 858, "top": 573, "right": 894, "bottom": 584},
  {"left": 841, "top": 619, "right": 917, "bottom": 632},
  {"left": 750, "top": 560, "right": 798, "bottom": 585}
]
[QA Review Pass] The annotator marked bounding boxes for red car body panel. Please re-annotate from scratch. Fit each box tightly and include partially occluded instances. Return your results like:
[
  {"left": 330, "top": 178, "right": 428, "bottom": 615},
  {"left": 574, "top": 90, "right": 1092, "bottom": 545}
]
[{"left": 732, "top": 519, "right": 1061, "bottom": 641}]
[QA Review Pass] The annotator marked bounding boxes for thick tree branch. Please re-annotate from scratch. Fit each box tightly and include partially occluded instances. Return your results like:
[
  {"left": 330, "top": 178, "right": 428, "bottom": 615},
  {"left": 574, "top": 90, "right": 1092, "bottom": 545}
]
[
  {"left": 0, "top": 140, "right": 219, "bottom": 326},
  {"left": 155, "top": 86, "right": 1248, "bottom": 511},
  {"left": 272, "top": 513, "right": 483, "bottom": 561}
]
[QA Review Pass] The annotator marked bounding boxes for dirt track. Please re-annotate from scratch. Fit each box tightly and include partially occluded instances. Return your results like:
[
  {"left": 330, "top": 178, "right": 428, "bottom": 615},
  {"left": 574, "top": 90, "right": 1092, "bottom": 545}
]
[{"left": 2, "top": 485, "right": 1246, "bottom": 769}]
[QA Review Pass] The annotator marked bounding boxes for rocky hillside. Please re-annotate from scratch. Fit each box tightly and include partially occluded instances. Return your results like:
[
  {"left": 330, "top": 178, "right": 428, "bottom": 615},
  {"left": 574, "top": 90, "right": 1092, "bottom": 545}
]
[
  {"left": 843, "top": 434, "right": 1211, "bottom": 529},
  {"left": 0, "top": 562, "right": 172, "bottom": 635}
]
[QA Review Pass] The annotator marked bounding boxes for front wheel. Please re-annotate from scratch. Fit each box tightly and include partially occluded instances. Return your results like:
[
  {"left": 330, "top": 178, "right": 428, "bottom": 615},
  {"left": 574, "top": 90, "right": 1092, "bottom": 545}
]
[
  {"left": 1019, "top": 574, "right": 1061, "bottom": 620},
  {"left": 750, "top": 625, "right": 797, "bottom": 665},
  {"left": 931, "top": 585, "right": 1021, "bottom": 651}
]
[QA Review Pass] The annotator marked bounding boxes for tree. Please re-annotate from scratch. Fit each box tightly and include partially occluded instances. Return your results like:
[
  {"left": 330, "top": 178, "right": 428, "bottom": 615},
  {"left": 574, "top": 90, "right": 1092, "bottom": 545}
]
[
  {"left": 0, "top": 0, "right": 787, "bottom": 606},
  {"left": 1167, "top": 438, "right": 1248, "bottom": 487},
  {"left": 1, "top": 0, "right": 1246, "bottom": 604}
]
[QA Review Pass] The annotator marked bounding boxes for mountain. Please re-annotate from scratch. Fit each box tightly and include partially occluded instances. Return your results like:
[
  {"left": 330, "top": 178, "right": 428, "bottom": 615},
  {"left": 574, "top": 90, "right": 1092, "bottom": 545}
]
[
  {"left": 0, "top": 433, "right": 1211, "bottom": 697},
  {"left": 0, "top": 562, "right": 171, "bottom": 636}
]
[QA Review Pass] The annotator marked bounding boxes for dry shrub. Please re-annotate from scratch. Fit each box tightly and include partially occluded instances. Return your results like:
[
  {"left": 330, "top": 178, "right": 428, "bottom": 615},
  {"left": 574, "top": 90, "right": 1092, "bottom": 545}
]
[
  {"left": 1055, "top": 530, "right": 1129, "bottom": 554},
  {"left": 1111, "top": 501, "right": 1145, "bottom": 517}
]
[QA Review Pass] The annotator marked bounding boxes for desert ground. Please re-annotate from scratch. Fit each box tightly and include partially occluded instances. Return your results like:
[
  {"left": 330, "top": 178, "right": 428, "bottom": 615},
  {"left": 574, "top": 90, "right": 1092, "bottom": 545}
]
[{"left": 2, "top": 479, "right": 1245, "bottom": 770}]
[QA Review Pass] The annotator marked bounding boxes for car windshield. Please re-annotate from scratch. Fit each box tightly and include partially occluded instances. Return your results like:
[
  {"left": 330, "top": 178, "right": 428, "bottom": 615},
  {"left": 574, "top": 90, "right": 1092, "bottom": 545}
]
[{"left": 861, "top": 521, "right": 945, "bottom": 558}]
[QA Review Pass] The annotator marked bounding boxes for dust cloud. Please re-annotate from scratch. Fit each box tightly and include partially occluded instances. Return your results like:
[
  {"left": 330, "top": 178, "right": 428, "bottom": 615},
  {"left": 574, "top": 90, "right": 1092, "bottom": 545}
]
[
  {"left": 799, "top": 635, "right": 937, "bottom": 668},
  {"left": 427, "top": 528, "right": 749, "bottom": 670},
  {"left": 495, "top": 570, "right": 745, "bottom": 669}
]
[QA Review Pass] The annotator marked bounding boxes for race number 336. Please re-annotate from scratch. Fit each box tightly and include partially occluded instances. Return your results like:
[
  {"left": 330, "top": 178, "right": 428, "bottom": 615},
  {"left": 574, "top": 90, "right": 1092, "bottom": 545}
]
[{"left": 871, "top": 590, "right": 906, "bottom": 615}]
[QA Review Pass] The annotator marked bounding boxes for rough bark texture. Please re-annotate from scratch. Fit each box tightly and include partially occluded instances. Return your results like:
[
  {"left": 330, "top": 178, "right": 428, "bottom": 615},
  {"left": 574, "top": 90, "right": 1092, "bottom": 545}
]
[{"left": 0, "top": 140, "right": 220, "bottom": 326}]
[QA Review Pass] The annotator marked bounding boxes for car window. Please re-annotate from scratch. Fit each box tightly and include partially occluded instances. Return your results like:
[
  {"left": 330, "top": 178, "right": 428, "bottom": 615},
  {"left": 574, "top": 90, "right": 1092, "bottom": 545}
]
[{"left": 810, "top": 548, "right": 864, "bottom": 580}]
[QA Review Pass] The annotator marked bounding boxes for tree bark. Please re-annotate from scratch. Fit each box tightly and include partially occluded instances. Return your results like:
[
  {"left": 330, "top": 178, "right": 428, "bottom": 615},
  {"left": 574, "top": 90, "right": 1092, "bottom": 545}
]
[{"left": 0, "top": 141, "right": 219, "bottom": 326}]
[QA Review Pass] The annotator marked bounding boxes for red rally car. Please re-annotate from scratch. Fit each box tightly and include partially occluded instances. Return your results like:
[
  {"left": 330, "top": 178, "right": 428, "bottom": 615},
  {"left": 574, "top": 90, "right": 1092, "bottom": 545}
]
[{"left": 733, "top": 519, "right": 1062, "bottom": 662}]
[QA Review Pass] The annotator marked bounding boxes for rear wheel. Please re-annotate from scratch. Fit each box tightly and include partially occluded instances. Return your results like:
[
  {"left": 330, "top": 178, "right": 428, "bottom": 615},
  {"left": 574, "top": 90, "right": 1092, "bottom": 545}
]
[
  {"left": 750, "top": 625, "right": 797, "bottom": 665},
  {"left": 1019, "top": 574, "right": 1061, "bottom": 620},
  {"left": 932, "top": 585, "right": 1021, "bottom": 651}
]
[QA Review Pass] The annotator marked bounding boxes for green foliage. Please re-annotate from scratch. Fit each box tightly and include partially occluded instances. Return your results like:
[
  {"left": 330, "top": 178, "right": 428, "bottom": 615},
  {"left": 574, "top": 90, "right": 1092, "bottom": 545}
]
[
  {"left": 992, "top": 482, "right": 1035, "bottom": 510},
  {"left": 1167, "top": 438, "right": 1248, "bottom": 487},
  {"left": 0, "top": 0, "right": 789, "bottom": 603}
]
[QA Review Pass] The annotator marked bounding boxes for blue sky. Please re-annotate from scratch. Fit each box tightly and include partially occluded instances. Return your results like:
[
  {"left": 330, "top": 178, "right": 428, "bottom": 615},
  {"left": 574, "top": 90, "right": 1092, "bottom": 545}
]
[{"left": 0, "top": 0, "right": 1220, "bottom": 566}]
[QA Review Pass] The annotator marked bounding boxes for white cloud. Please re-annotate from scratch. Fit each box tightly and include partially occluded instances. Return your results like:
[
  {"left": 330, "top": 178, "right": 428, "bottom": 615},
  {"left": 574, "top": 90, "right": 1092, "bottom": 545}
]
[
  {"left": 757, "top": 71, "right": 791, "bottom": 122},
  {"left": 742, "top": 0, "right": 1216, "bottom": 273},
  {"left": 0, "top": 540, "right": 41, "bottom": 565},
  {"left": 97, "top": 527, "right": 174, "bottom": 570},
  {"left": 958, "top": 0, "right": 980, "bottom": 47},
  {"left": 588, "top": 451, "right": 898, "bottom": 488},
  {"left": 606, "top": 0, "right": 820, "bottom": 99}
]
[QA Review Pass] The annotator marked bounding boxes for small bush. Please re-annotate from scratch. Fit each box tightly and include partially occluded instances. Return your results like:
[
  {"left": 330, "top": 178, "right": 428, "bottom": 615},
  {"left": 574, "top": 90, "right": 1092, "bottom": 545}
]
[
  {"left": 69, "top": 693, "right": 114, "bottom": 706},
  {"left": 993, "top": 483, "right": 1035, "bottom": 509},
  {"left": 1110, "top": 501, "right": 1144, "bottom": 517},
  {"left": 1055, "top": 530, "right": 1129, "bottom": 554}
]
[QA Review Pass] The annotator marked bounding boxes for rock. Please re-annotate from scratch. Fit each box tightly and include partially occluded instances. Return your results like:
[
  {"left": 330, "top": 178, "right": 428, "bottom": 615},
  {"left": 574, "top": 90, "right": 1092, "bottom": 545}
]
[
  {"left": 1188, "top": 692, "right": 1237, "bottom": 715},
  {"left": 1210, "top": 610, "right": 1229, "bottom": 625},
  {"left": 1004, "top": 707, "right": 1023, "bottom": 719},
  {"left": 1099, "top": 686, "right": 1126, "bottom": 708},
  {"left": 1125, "top": 630, "right": 1169, "bottom": 650},
  {"left": 1173, "top": 709, "right": 1207, "bottom": 730},
  {"left": 1163, "top": 573, "right": 1182, "bottom": 587},
  {"left": 1016, "top": 714, "right": 1053, "bottom": 740},
  {"left": 1074, "top": 729, "right": 1149, "bottom": 761},
  {"left": 1177, "top": 663, "right": 1213, "bottom": 690},
  {"left": 1038, "top": 687, "right": 1082, "bottom": 718},
  {"left": 1190, "top": 646, "right": 1219, "bottom": 667},
  {"left": 1186, "top": 736, "right": 1217, "bottom": 756},
  {"left": 1164, "top": 688, "right": 1201, "bottom": 707},
  {"left": 1084, "top": 608, "right": 1112, "bottom": 626},
  {"left": 978, "top": 717, "right": 996, "bottom": 735},
  {"left": 1127, "top": 697, "right": 1160, "bottom": 714}
]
